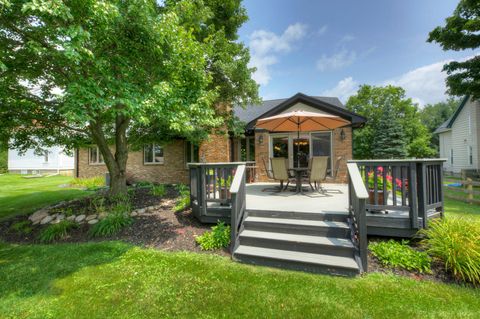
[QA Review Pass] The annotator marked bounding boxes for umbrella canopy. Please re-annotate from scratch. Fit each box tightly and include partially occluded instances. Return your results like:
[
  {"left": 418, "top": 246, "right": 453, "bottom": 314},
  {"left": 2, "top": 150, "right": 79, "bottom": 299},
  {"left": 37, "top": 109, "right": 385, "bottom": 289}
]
[{"left": 255, "top": 110, "right": 350, "bottom": 132}]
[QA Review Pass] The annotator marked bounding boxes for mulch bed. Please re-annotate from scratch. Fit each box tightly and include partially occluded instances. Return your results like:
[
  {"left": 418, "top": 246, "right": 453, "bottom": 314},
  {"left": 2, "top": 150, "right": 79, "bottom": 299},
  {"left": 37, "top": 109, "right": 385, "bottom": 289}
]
[{"left": 0, "top": 186, "right": 228, "bottom": 256}]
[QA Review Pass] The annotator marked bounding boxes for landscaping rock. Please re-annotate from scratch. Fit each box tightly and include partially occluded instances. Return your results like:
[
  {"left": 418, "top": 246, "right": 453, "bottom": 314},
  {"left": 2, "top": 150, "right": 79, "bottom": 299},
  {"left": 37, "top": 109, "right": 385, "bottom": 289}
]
[
  {"left": 40, "top": 215, "right": 54, "bottom": 225},
  {"left": 88, "top": 219, "right": 98, "bottom": 225},
  {"left": 57, "top": 214, "right": 65, "bottom": 221},
  {"left": 29, "top": 210, "right": 49, "bottom": 224},
  {"left": 137, "top": 208, "right": 146, "bottom": 214},
  {"left": 98, "top": 213, "right": 107, "bottom": 220},
  {"left": 85, "top": 214, "right": 97, "bottom": 221},
  {"left": 75, "top": 214, "right": 86, "bottom": 222},
  {"left": 66, "top": 215, "right": 76, "bottom": 221},
  {"left": 131, "top": 211, "right": 138, "bottom": 217}
]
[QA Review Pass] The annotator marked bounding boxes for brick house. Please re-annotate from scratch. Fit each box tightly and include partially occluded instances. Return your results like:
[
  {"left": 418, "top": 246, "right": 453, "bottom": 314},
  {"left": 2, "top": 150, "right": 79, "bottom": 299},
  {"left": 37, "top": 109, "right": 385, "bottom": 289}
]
[{"left": 75, "top": 93, "right": 366, "bottom": 184}]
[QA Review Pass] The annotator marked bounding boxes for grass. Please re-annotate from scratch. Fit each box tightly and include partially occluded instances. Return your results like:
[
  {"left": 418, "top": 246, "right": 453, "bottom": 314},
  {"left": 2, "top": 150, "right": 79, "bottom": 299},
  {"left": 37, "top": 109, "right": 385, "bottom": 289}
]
[
  {"left": 0, "top": 242, "right": 479, "bottom": 319},
  {"left": 444, "top": 198, "right": 480, "bottom": 221},
  {"left": 0, "top": 174, "right": 91, "bottom": 220}
]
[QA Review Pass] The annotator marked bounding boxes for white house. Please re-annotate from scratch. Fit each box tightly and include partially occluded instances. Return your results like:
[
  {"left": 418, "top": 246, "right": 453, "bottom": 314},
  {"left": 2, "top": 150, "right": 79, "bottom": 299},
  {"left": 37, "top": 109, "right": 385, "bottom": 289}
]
[
  {"left": 435, "top": 96, "right": 479, "bottom": 175},
  {"left": 8, "top": 146, "right": 74, "bottom": 175}
]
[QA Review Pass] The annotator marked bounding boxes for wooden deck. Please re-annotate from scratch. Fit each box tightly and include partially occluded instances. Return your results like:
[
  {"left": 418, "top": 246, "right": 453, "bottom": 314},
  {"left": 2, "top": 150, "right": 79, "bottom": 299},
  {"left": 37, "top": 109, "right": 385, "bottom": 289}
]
[{"left": 245, "top": 183, "right": 433, "bottom": 237}]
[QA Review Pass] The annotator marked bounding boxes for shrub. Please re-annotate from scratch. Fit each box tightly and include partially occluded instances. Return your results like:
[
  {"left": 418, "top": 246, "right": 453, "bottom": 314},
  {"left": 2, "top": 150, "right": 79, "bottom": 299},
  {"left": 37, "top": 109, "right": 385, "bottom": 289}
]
[
  {"left": 195, "top": 221, "right": 231, "bottom": 250},
  {"left": 38, "top": 220, "right": 78, "bottom": 243},
  {"left": 89, "top": 213, "right": 132, "bottom": 237},
  {"left": 151, "top": 184, "right": 166, "bottom": 197},
  {"left": 369, "top": 240, "right": 431, "bottom": 273},
  {"left": 421, "top": 218, "right": 480, "bottom": 284},
  {"left": 136, "top": 181, "right": 153, "bottom": 188},
  {"left": 174, "top": 184, "right": 190, "bottom": 212},
  {"left": 10, "top": 220, "right": 33, "bottom": 235},
  {"left": 90, "top": 195, "right": 107, "bottom": 214},
  {"left": 71, "top": 176, "right": 105, "bottom": 190}
]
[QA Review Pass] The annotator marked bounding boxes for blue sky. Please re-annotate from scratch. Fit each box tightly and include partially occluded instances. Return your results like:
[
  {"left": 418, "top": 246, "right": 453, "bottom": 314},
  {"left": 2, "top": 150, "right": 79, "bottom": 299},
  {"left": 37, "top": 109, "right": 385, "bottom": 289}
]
[{"left": 238, "top": 0, "right": 476, "bottom": 106}]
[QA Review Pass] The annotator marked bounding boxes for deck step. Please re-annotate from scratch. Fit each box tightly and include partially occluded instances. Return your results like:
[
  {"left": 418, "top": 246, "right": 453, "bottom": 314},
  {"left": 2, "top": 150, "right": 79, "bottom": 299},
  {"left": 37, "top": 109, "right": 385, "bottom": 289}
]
[
  {"left": 239, "top": 230, "right": 355, "bottom": 257},
  {"left": 233, "top": 245, "right": 360, "bottom": 276},
  {"left": 247, "top": 209, "right": 348, "bottom": 222},
  {"left": 243, "top": 216, "right": 350, "bottom": 238}
]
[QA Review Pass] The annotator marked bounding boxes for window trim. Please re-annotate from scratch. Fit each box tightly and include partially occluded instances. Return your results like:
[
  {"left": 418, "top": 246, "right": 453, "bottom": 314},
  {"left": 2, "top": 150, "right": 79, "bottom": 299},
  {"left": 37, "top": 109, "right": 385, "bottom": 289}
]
[
  {"left": 185, "top": 141, "right": 200, "bottom": 168},
  {"left": 450, "top": 148, "right": 454, "bottom": 165},
  {"left": 469, "top": 145, "right": 473, "bottom": 166},
  {"left": 88, "top": 146, "right": 104, "bottom": 165},
  {"left": 143, "top": 143, "right": 164, "bottom": 165}
]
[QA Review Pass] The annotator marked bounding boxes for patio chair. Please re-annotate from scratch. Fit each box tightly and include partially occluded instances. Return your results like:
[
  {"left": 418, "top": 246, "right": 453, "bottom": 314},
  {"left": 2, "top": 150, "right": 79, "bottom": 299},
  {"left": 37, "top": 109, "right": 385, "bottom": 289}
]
[
  {"left": 262, "top": 157, "right": 274, "bottom": 180},
  {"left": 324, "top": 156, "right": 344, "bottom": 193},
  {"left": 270, "top": 157, "right": 295, "bottom": 191},
  {"left": 307, "top": 156, "right": 329, "bottom": 193}
]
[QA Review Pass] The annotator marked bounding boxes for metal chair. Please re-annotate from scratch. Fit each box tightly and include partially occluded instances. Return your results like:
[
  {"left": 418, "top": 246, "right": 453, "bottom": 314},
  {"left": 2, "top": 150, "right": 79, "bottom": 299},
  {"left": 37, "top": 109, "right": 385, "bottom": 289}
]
[
  {"left": 324, "top": 156, "right": 344, "bottom": 193},
  {"left": 270, "top": 157, "right": 295, "bottom": 191},
  {"left": 307, "top": 156, "right": 329, "bottom": 193}
]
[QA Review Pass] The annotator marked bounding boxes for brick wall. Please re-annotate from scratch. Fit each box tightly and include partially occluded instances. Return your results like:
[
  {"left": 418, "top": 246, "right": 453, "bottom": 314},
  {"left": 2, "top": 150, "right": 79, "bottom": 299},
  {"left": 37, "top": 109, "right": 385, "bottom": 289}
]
[
  {"left": 199, "top": 133, "right": 230, "bottom": 163},
  {"left": 77, "top": 140, "right": 189, "bottom": 184},
  {"left": 253, "top": 127, "right": 352, "bottom": 183}
]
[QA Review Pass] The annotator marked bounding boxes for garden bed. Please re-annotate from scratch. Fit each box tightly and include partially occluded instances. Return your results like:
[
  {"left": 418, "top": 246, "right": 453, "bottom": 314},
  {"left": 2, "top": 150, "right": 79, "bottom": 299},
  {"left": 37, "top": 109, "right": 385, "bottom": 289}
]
[{"left": 0, "top": 185, "right": 227, "bottom": 255}]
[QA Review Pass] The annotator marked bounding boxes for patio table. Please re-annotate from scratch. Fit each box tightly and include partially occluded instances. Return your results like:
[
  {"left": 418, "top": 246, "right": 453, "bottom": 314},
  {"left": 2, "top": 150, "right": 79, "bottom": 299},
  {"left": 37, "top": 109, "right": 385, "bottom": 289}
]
[{"left": 290, "top": 167, "right": 309, "bottom": 194}]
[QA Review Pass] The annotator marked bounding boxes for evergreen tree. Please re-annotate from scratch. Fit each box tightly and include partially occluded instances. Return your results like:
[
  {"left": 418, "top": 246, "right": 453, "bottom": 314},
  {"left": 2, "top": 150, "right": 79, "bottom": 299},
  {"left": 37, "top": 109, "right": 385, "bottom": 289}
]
[{"left": 371, "top": 103, "right": 408, "bottom": 159}]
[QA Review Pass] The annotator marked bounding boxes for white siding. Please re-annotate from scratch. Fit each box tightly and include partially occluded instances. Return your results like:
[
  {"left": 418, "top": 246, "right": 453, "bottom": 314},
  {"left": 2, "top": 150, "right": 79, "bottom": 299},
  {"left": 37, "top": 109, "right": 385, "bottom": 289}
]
[
  {"left": 8, "top": 146, "right": 74, "bottom": 172},
  {"left": 443, "top": 98, "right": 479, "bottom": 173},
  {"left": 439, "top": 130, "right": 453, "bottom": 171},
  {"left": 281, "top": 102, "right": 329, "bottom": 115}
]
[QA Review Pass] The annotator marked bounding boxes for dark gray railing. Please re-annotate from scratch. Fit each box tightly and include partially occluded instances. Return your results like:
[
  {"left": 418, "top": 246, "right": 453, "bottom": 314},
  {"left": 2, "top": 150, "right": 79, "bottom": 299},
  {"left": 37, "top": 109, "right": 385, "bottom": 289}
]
[
  {"left": 230, "top": 164, "right": 247, "bottom": 254},
  {"left": 347, "top": 162, "right": 369, "bottom": 272},
  {"left": 189, "top": 163, "right": 245, "bottom": 221},
  {"left": 350, "top": 159, "right": 445, "bottom": 229}
]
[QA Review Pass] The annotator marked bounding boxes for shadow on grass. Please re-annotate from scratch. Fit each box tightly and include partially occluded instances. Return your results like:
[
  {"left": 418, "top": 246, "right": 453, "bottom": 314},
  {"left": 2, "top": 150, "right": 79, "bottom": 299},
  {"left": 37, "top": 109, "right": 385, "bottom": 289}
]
[{"left": 0, "top": 241, "right": 131, "bottom": 299}]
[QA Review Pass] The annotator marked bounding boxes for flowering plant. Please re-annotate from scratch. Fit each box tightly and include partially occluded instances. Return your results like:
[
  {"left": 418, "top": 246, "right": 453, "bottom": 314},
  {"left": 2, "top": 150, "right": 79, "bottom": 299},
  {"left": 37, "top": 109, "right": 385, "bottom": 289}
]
[{"left": 367, "top": 166, "right": 403, "bottom": 191}]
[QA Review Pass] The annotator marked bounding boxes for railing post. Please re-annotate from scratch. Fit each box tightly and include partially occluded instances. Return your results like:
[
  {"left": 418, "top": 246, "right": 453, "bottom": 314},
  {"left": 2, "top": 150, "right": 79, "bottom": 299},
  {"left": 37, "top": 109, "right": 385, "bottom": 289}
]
[
  {"left": 358, "top": 197, "right": 367, "bottom": 272},
  {"left": 417, "top": 162, "right": 428, "bottom": 228},
  {"left": 408, "top": 162, "right": 419, "bottom": 229}
]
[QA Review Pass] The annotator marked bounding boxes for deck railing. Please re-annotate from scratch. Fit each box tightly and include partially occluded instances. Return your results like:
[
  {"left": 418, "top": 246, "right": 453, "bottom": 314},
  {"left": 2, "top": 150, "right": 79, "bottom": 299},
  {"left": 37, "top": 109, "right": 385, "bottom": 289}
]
[
  {"left": 189, "top": 162, "right": 245, "bottom": 222},
  {"left": 347, "top": 162, "right": 369, "bottom": 272},
  {"left": 350, "top": 159, "right": 445, "bottom": 229},
  {"left": 230, "top": 164, "right": 247, "bottom": 253}
]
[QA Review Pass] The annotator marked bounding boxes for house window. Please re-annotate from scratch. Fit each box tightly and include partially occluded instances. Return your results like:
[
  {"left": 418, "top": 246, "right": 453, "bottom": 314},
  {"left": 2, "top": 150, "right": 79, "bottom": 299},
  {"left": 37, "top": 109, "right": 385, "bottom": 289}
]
[
  {"left": 89, "top": 146, "right": 104, "bottom": 164},
  {"left": 311, "top": 132, "right": 332, "bottom": 175},
  {"left": 240, "top": 137, "right": 255, "bottom": 162},
  {"left": 185, "top": 141, "right": 199, "bottom": 165},
  {"left": 450, "top": 149, "right": 454, "bottom": 165},
  {"left": 144, "top": 144, "right": 164, "bottom": 164},
  {"left": 469, "top": 146, "right": 473, "bottom": 165}
]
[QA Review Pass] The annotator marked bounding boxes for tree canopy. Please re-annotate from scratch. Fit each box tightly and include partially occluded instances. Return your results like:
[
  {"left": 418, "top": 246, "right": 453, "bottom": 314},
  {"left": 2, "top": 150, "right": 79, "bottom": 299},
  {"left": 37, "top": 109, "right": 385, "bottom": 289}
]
[
  {"left": 0, "top": 0, "right": 258, "bottom": 194},
  {"left": 428, "top": 0, "right": 480, "bottom": 100},
  {"left": 346, "top": 85, "right": 436, "bottom": 160},
  {"left": 419, "top": 98, "right": 460, "bottom": 152}
]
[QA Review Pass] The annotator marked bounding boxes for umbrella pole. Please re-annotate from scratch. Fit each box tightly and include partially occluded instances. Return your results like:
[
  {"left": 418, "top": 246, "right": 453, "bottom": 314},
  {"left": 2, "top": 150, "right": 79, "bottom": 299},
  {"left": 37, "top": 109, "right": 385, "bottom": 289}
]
[{"left": 297, "top": 121, "right": 300, "bottom": 168}]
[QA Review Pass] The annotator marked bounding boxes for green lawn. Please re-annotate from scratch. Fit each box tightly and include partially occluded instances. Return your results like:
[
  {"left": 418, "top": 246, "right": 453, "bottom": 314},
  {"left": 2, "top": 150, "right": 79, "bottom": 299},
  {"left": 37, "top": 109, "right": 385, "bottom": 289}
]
[
  {"left": 0, "top": 241, "right": 479, "bottom": 319},
  {"left": 0, "top": 174, "right": 91, "bottom": 220},
  {"left": 444, "top": 198, "right": 480, "bottom": 221}
]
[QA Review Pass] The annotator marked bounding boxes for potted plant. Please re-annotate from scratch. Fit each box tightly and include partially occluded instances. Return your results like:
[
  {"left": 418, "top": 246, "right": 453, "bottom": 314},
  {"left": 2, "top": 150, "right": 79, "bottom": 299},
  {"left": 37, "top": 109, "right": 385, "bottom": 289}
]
[
  {"left": 217, "top": 175, "right": 233, "bottom": 200},
  {"left": 366, "top": 167, "right": 393, "bottom": 205}
]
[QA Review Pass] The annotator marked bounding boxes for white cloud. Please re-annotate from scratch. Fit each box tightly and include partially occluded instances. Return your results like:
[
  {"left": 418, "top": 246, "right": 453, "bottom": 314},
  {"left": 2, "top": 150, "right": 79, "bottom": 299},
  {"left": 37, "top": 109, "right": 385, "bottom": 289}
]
[
  {"left": 317, "top": 25, "right": 327, "bottom": 36},
  {"left": 320, "top": 57, "right": 478, "bottom": 106},
  {"left": 316, "top": 49, "right": 357, "bottom": 71},
  {"left": 321, "top": 77, "right": 359, "bottom": 102},
  {"left": 248, "top": 23, "right": 307, "bottom": 85},
  {"left": 382, "top": 60, "right": 450, "bottom": 106}
]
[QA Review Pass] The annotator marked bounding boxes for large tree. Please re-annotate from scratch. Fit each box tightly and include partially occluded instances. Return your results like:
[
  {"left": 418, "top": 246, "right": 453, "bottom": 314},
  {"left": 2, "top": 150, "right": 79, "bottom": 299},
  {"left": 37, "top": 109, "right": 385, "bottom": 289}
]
[
  {"left": 346, "top": 85, "right": 436, "bottom": 159},
  {"left": 0, "top": 0, "right": 258, "bottom": 195},
  {"left": 428, "top": 0, "right": 480, "bottom": 99},
  {"left": 419, "top": 98, "right": 459, "bottom": 152},
  {"left": 372, "top": 103, "right": 407, "bottom": 159}
]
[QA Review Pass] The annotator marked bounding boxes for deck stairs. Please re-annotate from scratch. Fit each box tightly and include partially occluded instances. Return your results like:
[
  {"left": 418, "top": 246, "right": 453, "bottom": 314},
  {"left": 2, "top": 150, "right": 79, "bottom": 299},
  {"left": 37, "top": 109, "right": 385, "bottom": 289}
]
[{"left": 232, "top": 209, "right": 361, "bottom": 276}]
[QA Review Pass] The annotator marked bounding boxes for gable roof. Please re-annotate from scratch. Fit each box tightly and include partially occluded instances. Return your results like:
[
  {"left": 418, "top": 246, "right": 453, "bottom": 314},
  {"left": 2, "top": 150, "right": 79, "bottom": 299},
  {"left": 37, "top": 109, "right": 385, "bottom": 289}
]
[
  {"left": 234, "top": 92, "right": 367, "bottom": 131},
  {"left": 434, "top": 96, "right": 470, "bottom": 134}
]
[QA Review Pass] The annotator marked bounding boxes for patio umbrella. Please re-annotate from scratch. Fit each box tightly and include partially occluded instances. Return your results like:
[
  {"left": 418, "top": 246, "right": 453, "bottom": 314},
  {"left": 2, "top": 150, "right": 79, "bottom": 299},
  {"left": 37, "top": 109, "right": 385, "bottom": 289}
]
[{"left": 255, "top": 110, "right": 350, "bottom": 166}]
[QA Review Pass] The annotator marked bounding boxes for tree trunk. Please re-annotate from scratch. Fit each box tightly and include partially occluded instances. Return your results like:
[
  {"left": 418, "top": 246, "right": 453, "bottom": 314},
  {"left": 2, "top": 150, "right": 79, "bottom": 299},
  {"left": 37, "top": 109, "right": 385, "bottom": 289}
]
[{"left": 89, "top": 112, "right": 130, "bottom": 196}]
